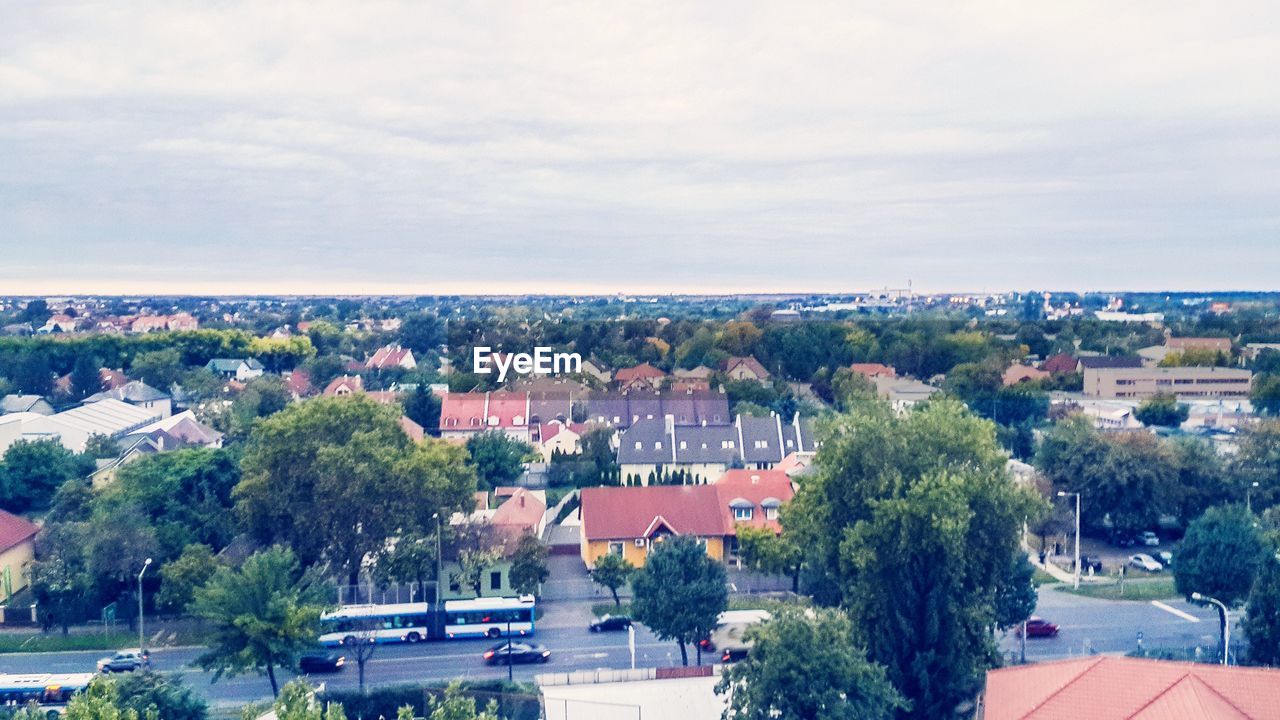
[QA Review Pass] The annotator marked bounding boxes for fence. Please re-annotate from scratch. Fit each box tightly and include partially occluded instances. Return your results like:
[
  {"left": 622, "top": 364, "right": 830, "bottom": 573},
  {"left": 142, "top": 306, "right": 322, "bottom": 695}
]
[{"left": 335, "top": 581, "right": 439, "bottom": 606}]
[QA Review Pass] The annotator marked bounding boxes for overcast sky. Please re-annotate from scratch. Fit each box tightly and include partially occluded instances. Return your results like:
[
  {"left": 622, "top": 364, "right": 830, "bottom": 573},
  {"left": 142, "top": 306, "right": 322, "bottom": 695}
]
[{"left": 2, "top": 1, "right": 1278, "bottom": 295}]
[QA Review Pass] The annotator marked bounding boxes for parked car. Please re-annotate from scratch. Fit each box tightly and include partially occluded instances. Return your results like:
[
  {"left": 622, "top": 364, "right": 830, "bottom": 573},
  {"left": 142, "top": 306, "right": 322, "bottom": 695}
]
[
  {"left": 299, "top": 652, "right": 346, "bottom": 674},
  {"left": 97, "top": 650, "right": 147, "bottom": 673},
  {"left": 1078, "top": 555, "right": 1104, "bottom": 573},
  {"left": 483, "top": 642, "right": 551, "bottom": 665},
  {"left": 1109, "top": 532, "right": 1136, "bottom": 548},
  {"left": 589, "top": 615, "right": 633, "bottom": 633},
  {"left": 720, "top": 647, "right": 749, "bottom": 663},
  {"left": 1017, "top": 617, "right": 1060, "bottom": 638},
  {"left": 1129, "top": 553, "right": 1164, "bottom": 572},
  {"left": 1140, "top": 531, "right": 1160, "bottom": 547},
  {"left": 1157, "top": 550, "right": 1174, "bottom": 567}
]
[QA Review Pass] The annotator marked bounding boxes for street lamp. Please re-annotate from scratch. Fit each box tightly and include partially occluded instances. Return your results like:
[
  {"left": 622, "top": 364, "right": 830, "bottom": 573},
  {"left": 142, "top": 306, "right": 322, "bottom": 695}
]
[
  {"left": 433, "top": 513, "right": 443, "bottom": 605},
  {"left": 1248, "top": 481, "right": 1260, "bottom": 514},
  {"left": 1191, "top": 592, "right": 1230, "bottom": 665},
  {"left": 137, "top": 558, "right": 152, "bottom": 656},
  {"left": 1057, "top": 491, "right": 1081, "bottom": 590}
]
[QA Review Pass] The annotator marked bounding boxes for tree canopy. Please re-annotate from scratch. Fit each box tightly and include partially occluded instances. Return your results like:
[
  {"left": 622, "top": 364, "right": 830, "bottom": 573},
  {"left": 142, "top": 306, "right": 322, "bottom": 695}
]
[{"left": 630, "top": 536, "right": 728, "bottom": 666}]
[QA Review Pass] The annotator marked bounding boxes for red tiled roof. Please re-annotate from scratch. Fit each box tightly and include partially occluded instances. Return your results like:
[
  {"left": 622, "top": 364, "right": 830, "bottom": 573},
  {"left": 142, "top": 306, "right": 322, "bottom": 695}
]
[
  {"left": 0, "top": 510, "right": 39, "bottom": 553},
  {"left": 850, "top": 363, "right": 897, "bottom": 378},
  {"left": 485, "top": 391, "right": 529, "bottom": 428},
  {"left": 723, "top": 356, "right": 770, "bottom": 379},
  {"left": 983, "top": 656, "right": 1280, "bottom": 720},
  {"left": 614, "top": 363, "right": 666, "bottom": 382},
  {"left": 366, "top": 344, "right": 414, "bottom": 369},
  {"left": 324, "top": 375, "right": 364, "bottom": 396},
  {"left": 399, "top": 415, "right": 425, "bottom": 441},
  {"left": 440, "top": 392, "right": 488, "bottom": 430},
  {"left": 714, "top": 470, "right": 794, "bottom": 533},
  {"left": 1040, "top": 354, "right": 1078, "bottom": 375},
  {"left": 581, "top": 485, "right": 730, "bottom": 540},
  {"left": 490, "top": 488, "right": 545, "bottom": 533},
  {"left": 285, "top": 369, "right": 313, "bottom": 397}
]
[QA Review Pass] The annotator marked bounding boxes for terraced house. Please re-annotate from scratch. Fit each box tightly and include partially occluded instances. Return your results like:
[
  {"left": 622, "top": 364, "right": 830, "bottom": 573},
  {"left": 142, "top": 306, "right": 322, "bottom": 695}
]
[{"left": 616, "top": 412, "right": 817, "bottom": 485}]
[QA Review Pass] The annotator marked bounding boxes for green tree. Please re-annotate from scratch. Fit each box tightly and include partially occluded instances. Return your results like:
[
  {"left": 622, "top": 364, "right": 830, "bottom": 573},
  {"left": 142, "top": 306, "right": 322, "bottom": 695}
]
[
  {"left": 374, "top": 532, "right": 438, "bottom": 588},
  {"left": 10, "top": 348, "right": 53, "bottom": 395},
  {"left": 1236, "top": 420, "right": 1280, "bottom": 511},
  {"left": 994, "top": 556, "right": 1038, "bottom": 630},
  {"left": 157, "top": 544, "right": 220, "bottom": 613},
  {"left": 70, "top": 353, "right": 104, "bottom": 400},
  {"left": 1244, "top": 553, "right": 1280, "bottom": 666},
  {"left": 107, "top": 447, "right": 241, "bottom": 557},
  {"left": 269, "top": 680, "right": 347, "bottom": 720},
  {"left": 400, "top": 312, "right": 447, "bottom": 355},
  {"left": 465, "top": 432, "right": 532, "bottom": 489},
  {"left": 404, "top": 384, "right": 442, "bottom": 433},
  {"left": 63, "top": 676, "right": 149, "bottom": 720},
  {"left": 1174, "top": 504, "right": 1268, "bottom": 660},
  {"left": 28, "top": 523, "right": 92, "bottom": 634},
  {"left": 130, "top": 348, "right": 185, "bottom": 391},
  {"left": 228, "top": 374, "right": 292, "bottom": 437},
  {"left": 735, "top": 524, "right": 803, "bottom": 593},
  {"left": 1254, "top": 374, "right": 1280, "bottom": 416},
  {"left": 114, "top": 672, "right": 208, "bottom": 720},
  {"left": 192, "top": 547, "right": 326, "bottom": 697},
  {"left": 508, "top": 533, "right": 549, "bottom": 596},
  {"left": 631, "top": 536, "right": 728, "bottom": 666},
  {"left": 591, "top": 553, "right": 633, "bottom": 607},
  {"left": 83, "top": 434, "right": 121, "bottom": 460},
  {"left": 236, "top": 397, "right": 475, "bottom": 582},
  {"left": 716, "top": 608, "right": 906, "bottom": 720},
  {"left": 0, "top": 439, "right": 94, "bottom": 513},
  {"left": 1134, "top": 392, "right": 1189, "bottom": 427},
  {"left": 427, "top": 682, "right": 500, "bottom": 720}
]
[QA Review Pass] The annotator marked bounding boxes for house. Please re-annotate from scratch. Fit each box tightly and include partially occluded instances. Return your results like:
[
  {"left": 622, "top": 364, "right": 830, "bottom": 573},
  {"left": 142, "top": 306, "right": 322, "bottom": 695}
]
[
  {"left": 871, "top": 376, "right": 940, "bottom": 412},
  {"left": 614, "top": 363, "right": 666, "bottom": 391},
  {"left": 129, "top": 316, "right": 169, "bottom": 333},
  {"left": 84, "top": 380, "right": 172, "bottom": 418},
  {"left": 39, "top": 314, "right": 79, "bottom": 333},
  {"left": 0, "top": 509, "right": 40, "bottom": 602},
  {"left": 980, "top": 656, "right": 1280, "bottom": 720},
  {"left": 365, "top": 344, "right": 417, "bottom": 371},
  {"left": 1242, "top": 343, "right": 1280, "bottom": 363},
  {"left": 617, "top": 413, "right": 817, "bottom": 485},
  {"left": 438, "top": 391, "right": 531, "bottom": 442},
  {"left": 580, "top": 360, "right": 612, "bottom": 384},
  {"left": 1002, "top": 364, "right": 1049, "bottom": 386},
  {"left": 284, "top": 369, "right": 313, "bottom": 399},
  {"left": 849, "top": 363, "right": 897, "bottom": 379},
  {"left": 1136, "top": 345, "right": 1171, "bottom": 367},
  {"left": 722, "top": 356, "right": 770, "bottom": 382},
  {"left": 584, "top": 390, "right": 729, "bottom": 429},
  {"left": 204, "top": 358, "right": 265, "bottom": 381},
  {"left": 534, "top": 421, "right": 586, "bottom": 461},
  {"left": 1040, "top": 354, "right": 1078, "bottom": 375},
  {"left": 324, "top": 375, "right": 365, "bottom": 396},
  {"left": 0, "top": 395, "right": 54, "bottom": 416},
  {"left": 398, "top": 416, "right": 425, "bottom": 441},
  {"left": 714, "top": 469, "right": 794, "bottom": 557},
  {"left": 91, "top": 411, "right": 225, "bottom": 487},
  {"left": 673, "top": 366, "right": 714, "bottom": 380},
  {"left": 490, "top": 488, "right": 547, "bottom": 540}
]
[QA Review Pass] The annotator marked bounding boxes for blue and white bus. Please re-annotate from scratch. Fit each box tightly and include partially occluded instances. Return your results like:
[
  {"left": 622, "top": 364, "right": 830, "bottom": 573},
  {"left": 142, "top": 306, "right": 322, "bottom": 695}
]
[
  {"left": 318, "top": 595, "right": 536, "bottom": 646},
  {"left": 0, "top": 672, "right": 95, "bottom": 717}
]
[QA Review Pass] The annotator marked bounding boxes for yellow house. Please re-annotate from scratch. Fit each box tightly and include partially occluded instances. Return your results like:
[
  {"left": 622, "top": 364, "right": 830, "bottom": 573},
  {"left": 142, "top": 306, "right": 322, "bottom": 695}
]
[
  {"left": 580, "top": 485, "right": 730, "bottom": 569},
  {"left": 0, "top": 510, "right": 39, "bottom": 602}
]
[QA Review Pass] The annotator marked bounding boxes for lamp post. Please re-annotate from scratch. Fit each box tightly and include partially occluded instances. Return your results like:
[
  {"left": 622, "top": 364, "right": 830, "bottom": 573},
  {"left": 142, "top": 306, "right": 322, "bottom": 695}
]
[
  {"left": 1057, "top": 491, "right": 1081, "bottom": 590},
  {"left": 1248, "top": 481, "right": 1260, "bottom": 514},
  {"left": 137, "top": 557, "right": 152, "bottom": 656},
  {"left": 507, "top": 618, "right": 514, "bottom": 682},
  {"left": 1192, "top": 592, "right": 1230, "bottom": 665},
  {"left": 433, "top": 513, "right": 443, "bottom": 605}
]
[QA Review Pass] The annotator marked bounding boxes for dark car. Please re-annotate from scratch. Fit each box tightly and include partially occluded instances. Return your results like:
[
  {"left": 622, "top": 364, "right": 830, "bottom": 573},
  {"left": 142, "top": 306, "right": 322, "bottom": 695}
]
[
  {"left": 299, "top": 652, "right": 346, "bottom": 674},
  {"left": 589, "top": 615, "right": 633, "bottom": 633},
  {"left": 1017, "top": 617, "right": 1060, "bottom": 638},
  {"left": 720, "top": 647, "right": 749, "bottom": 663},
  {"left": 483, "top": 641, "right": 551, "bottom": 665},
  {"left": 1079, "top": 555, "right": 1104, "bottom": 573},
  {"left": 1109, "top": 532, "right": 1137, "bottom": 548},
  {"left": 96, "top": 650, "right": 147, "bottom": 673}
]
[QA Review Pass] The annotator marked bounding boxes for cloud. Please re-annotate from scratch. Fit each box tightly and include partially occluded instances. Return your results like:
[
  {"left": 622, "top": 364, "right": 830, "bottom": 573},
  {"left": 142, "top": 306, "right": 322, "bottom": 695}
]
[{"left": 1, "top": 0, "right": 1278, "bottom": 293}]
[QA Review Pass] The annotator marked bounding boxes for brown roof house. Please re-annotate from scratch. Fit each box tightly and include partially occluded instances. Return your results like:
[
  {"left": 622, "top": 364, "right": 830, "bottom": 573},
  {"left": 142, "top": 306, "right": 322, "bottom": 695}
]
[{"left": 0, "top": 509, "right": 39, "bottom": 603}]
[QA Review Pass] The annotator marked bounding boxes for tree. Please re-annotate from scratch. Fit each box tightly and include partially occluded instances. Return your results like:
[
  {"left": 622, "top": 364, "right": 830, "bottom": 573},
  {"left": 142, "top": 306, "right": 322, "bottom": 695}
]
[
  {"left": 1254, "top": 374, "right": 1280, "bottom": 416},
  {"left": 192, "top": 547, "right": 326, "bottom": 697},
  {"left": 114, "top": 672, "right": 208, "bottom": 720},
  {"left": 465, "top": 432, "right": 532, "bottom": 489},
  {"left": 157, "top": 544, "right": 219, "bottom": 614},
  {"left": 787, "top": 398, "right": 1041, "bottom": 719},
  {"left": 10, "top": 348, "right": 53, "bottom": 395},
  {"left": 108, "top": 447, "right": 241, "bottom": 558},
  {"left": 0, "top": 439, "right": 94, "bottom": 513},
  {"left": 735, "top": 525, "right": 803, "bottom": 593},
  {"left": 404, "top": 384, "right": 442, "bottom": 433},
  {"left": 83, "top": 434, "right": 121, "bottom": 460},
  {"left": 509, "top": 533, "right": 549, "bottom": 596},
  {"left": 591, "top": 553, "right": 633, "bottom": 607},
  {"left": 269, "top": 680, "right": 347, "bottom": 720},
  {"left": 1174, "top": 505, "right": 1268, "bottom": 661},
  {"left": 1236, "top": 420, "right": 1280, "bottom": 512},
  {"left": 400, "top": 312, "right": 447, "bottom": 355},
  {"left": 29, "top": 523, "right": 92, "bottom": 635},
  {"left": 236, "top": 397, "right": 476, "bottom": 582},
  {"left": 716, "top": 608, "right": 906, "bottom": 720},
  {"left": 70, "top": 353, "right": 104, "bottom": 400},
  {"left": 63, "top": 676, "right": 148, "bottom": 720},
  {"left": 374, "top": 532, "right": 438, "bottom": 588},
  {"left": 130, "top": 349, "right": 185, "bottom": 391},
  {"left": 631, "top": 536, "right": 728, "bottom": 666},
  {"left": 1244, "top": 553, "right": 1280, "bottom": 666},
  {"left": 994, "top": 556, "right": 1038, "bottom": 631},
  {"left": 228, "top": 374, "right": 292, "bottom": 437},
  {"left": 1134, "top": 392, "right": 1189, "bottom": 427},
  {"left": 427, "top": 682, "right": 500, "bottom": 720}
]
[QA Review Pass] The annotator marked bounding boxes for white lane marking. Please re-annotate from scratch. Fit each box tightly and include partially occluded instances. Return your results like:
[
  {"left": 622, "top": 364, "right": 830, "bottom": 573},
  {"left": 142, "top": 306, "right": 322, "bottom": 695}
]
[{"left": 1151, "top": 601, "right": 1200, "bottom": 622}]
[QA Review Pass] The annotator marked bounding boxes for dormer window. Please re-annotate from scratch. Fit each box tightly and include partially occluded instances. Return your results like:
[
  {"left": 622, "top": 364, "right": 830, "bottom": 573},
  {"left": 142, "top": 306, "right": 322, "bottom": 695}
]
[
  {"left": 729, "top": 498, "right": 753, "bottom": 521},
  {"left": 654, "top": 442, "right": 662, "bottom": 450},
  {"left": 765, "top": 507, "right": 779, "bottom": 520},
  {"left": 634, "top": 441, "right": 643, "bottom": 450},
  {"left": 487, "top": 416, "right": 499, "bottom": 426},
  {"left": 733, "top": 506, "right": 753, "bottom": 521},
  {"left": 513, "top": 415, "right": 524, "bottom": 425},
  {"left": 680, "top": 441, "right": 687, "bottom": 450},
  {"left": 754, "top": 440, "right": 768, "bottom": 449}
]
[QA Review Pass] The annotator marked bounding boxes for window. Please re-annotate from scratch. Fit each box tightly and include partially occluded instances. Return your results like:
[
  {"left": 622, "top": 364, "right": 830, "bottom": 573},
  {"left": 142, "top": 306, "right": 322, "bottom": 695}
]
[
  {"left": 607, "top": 541, "right": 624, "bottom": 556},
  {"left": 680, "top": 441, "right": 687, "bottom": 449},
  {"left": 754, "top": 440, "right": 768, "bottom": 449},
  {"left": 489, "top": 571, "right": 502, "bottom": 591},
  {"left": 733, "top": 506, "right": 753, "bottom": 521},
  {"left": 654, "top": 441, "right": 662, "bottom": 450},
  {"left": 765, "top": 507, "right": 779, "bottom": 520},
  {"left": 635, "top": 441, "right": 642, "bottom": 450}
]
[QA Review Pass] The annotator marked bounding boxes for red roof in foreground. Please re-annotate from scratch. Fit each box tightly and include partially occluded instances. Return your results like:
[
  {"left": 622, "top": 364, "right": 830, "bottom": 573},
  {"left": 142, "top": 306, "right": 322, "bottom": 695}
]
[
  {"left": 983, "top": 656, "right": 1280, "bottom": 720},
  {"left": 0, "top": 509, "right": 39, "bottom": 553},
  {"left": 714, "top": 470, "right": 794, "bottom": 533},
  {"left": 581, "top": 485, "right": 730, "bottom": 540}
]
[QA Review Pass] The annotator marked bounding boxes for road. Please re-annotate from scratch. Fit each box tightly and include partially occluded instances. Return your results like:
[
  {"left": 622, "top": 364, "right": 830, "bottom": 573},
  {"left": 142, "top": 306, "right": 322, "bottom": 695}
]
[{"left": 0, "top": 586, "right": 1230, "bottom": 709}]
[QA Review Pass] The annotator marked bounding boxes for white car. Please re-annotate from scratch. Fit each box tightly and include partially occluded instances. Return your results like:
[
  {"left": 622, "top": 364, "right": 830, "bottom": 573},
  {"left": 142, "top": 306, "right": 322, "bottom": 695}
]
[
  {"left": 1129, "top": 553, "right": 1163, "bottom": 572},
  {"left": 1140, "top": 531, "right": 1160, "bottom": 547}
]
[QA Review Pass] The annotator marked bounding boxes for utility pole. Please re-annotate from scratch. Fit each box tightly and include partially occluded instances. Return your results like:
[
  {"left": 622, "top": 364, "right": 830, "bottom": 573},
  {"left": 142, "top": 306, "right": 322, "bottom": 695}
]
[
  {"left": 1057, "top": 491, "right": 1081, "bottom": 589},
  {"left": 137, "top": 558, "right": 152, "bottom": 656},
  {"left": 434, "top": 513, "right": 443, "bottom": 605}
]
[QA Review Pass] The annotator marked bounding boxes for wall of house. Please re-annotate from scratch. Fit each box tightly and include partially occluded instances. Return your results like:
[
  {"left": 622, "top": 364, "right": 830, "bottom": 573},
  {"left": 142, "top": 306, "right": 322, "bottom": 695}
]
[
  {"left": 581, "top": 536, "right": 725, "bottom": 569},
  {"left": 440, "top": 559, "right": 516, "bottom": 600},
  {"left": 620, "top": 463, "right": 728, "bottom": 485},
  {"left": 539, "top": 432, "right": 581, "bottom": 462},
  {"left": 0, "top": 540, "right": 34, "bottom": 602}
]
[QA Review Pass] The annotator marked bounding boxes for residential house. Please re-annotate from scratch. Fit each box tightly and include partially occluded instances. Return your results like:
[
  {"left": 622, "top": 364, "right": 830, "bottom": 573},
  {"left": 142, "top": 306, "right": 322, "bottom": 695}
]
[
  {"left": 130, "top": 313, "right": 198, "bottom": 333},
  {"left": 614, "top": 363, "right": 666, "bottom": 392},
  {"left": 0, "top": 510, "right": 39, "bottom": 602},
  {"left": 584, "top": 389, "right": 729, "bottom": 429},
  {"left": 438, "top": 391, "right": 531, "bottom": 442},
  {"left": 714, "top": 469, "right": 794, "bottom": 558},
  {"left": 204, "top": 358, "right": 265, "bottom": 381},
  {"left": 284, "top": 369, "right": 314, "bottom": 399},
  {"left": 324, "top": 375, "right": 365, "bottom": 396},
  {"left": 871, "top": 376, "right": 940, "bottom": 412},
  {"left": 673, "top": 366, "right": 714, "bottom": 381},
  {"left": 1136, "top": 345, "right": 1172, "bottom": 367},
  {"left": 490, "top": 488, "right": 547, "bottom": 540},
  {"left": 0, "top": 395, "right": 54, "bottom": 416},
  {"left": 980, "top": 656, "right": 1280, "bottom": 720},
  {"left": 398, "top": 416, "right": 425, "bottom": 441},
  {"left": 617, "top": 413, "right": 817, "bottom": 484},
  {"left": 365, "top": 344, "right": 417, "bottom": 371},
  {"left": 1002, "top": 364, "right": 1049, "bottom": 386},
  {"left": 722, "top": 356, "right": 770, "bottom": 382},
  {"left": 1242, "top": 343, "right": 1280, "bottom": 363},
  {"left": 85, "top": 380, "right": 172, "bottom": 418},
  {"left": 91, "top": 411, "right": 225, "bottom": 487},
  {"left": 580, "top": 360, "right": 612, "bottom": 384},
  {"left": 849, "top": 363, "right": 897, "bottom": 379},
  {"left": 534, "top": 421, "right": 586, "bottom": 461},
  {"left": 1083, "top": 366, "right": 1252, "bottom": 400},
  {"left": 38, "top": 314, "right": 79, "bottom": 333},
  {"left": 1039, "top": 353, "right": 1078, "bottom": 375}
]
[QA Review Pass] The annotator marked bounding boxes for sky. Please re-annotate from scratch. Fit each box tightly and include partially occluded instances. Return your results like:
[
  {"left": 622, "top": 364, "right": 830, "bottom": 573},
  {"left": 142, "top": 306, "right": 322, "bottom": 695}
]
[{"left": 1, "top": 1, "right": 1278, "bottom": 295}]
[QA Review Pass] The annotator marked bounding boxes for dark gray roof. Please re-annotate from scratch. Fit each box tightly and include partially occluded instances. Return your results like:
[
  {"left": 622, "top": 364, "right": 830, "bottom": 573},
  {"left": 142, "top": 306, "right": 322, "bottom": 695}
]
[
  {"left": 618, "top": 413, "right": 818, "bottom": 466},
  {"left": 585, "top": 390, "right": 730, "bottom": 429},
  {"left": 670, "top": 424, "right": 739, "bottom": 464},
  {"left": 617, "top": 418, "right": 672, "bottom": 464},
  {"left": 1078, "top": 356, "right": 1143, "bottom": 369},
  {"left": 528, "top": 390, "right": 573, "bottom": 424},
  {"left": 85, "top": 380, "right": 169, "bottom": 404}
]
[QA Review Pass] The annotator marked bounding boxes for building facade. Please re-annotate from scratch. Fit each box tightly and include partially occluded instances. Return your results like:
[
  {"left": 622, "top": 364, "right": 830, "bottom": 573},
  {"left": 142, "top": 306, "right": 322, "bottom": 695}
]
[{"left": 1083, "top": 367, "right": 1252, "bottom": 399}]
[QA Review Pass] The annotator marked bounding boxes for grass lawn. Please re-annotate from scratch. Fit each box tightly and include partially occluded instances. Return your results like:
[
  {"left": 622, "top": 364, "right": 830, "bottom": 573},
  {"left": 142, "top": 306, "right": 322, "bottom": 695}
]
[
  {"left": 0, "top": 629, "right": 140, "bottom": 654},
  {"left": 1058, "top": 576, "right": 1178, "bottom": 601},
  {"left": 1033, "top": 568, "right": 1061, "bottom": 586}
]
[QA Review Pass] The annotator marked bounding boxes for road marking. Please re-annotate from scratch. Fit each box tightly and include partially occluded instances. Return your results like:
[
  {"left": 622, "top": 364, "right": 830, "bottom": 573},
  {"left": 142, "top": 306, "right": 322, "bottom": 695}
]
[{"left": 1151, "top": 601, "right": 1200, "bottom": 622}]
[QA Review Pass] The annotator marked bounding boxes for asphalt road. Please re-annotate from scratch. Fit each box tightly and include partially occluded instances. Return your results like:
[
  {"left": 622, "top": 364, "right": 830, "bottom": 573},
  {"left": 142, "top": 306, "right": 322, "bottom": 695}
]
[{"left": 0, "top": 586, "right": 1232, "bottom": 709}]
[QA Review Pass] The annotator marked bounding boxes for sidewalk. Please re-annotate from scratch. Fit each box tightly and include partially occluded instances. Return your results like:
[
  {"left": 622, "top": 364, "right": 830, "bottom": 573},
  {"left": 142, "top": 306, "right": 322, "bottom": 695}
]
[{"left": 1030, "top": 553, "right": 1109, "bottom": 585}]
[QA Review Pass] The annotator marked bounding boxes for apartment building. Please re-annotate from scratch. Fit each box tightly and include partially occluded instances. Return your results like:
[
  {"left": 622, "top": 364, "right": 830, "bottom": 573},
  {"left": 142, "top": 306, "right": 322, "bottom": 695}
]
[{"left": 1083, "top": 366, "right": 1252, "bottom": 400}]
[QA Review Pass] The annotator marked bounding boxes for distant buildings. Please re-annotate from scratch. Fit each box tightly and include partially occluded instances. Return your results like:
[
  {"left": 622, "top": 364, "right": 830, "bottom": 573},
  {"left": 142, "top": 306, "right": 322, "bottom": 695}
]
[
  {"left": 721, "top": 356, "right": 770, "bottom": 382},
  {"left": 439, "top": 391, "right": 532, "bottom": 443},
  {"left": 614, "top": 363, "right": 666, "bottom": 392},
  {"left": 0, "top": 395, "right": 54, "bottom": 416},
  {"left": 365, "top": 344, "right": 417, "bottom": 371},
  {"left": 1083, "top": 366, "right": 1252, "bottom": 400},
  {"left": 204, "top": 358, "right": 265, "bottom": 382},
  {"left": 871, "top": 376, "right": 940, "bottom": 412},
  {"left": 85, "top": 380, "right": 172, "bottom": 418},
  {"left": 616, "top": 413, "right": 816, "bottom": 484}
]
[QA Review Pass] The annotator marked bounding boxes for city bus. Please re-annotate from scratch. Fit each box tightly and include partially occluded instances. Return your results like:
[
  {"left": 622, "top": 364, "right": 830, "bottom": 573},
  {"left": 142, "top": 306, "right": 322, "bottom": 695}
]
[
  {"left": 318, "top": 595, "right": 536, "bottom": 646},
  {"left": 0, "top": 672, "right": 95, "bottom": 717}
]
